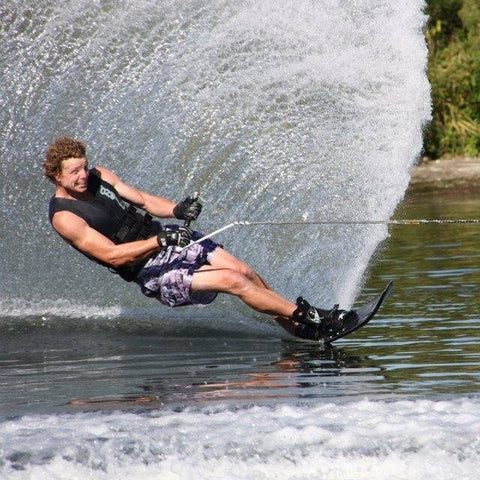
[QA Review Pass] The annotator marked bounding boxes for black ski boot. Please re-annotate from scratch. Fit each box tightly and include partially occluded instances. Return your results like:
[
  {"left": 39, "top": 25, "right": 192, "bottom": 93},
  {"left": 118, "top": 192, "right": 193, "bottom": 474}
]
[{"left": 292, "top": 296, "right": 359, "bottom": 343}]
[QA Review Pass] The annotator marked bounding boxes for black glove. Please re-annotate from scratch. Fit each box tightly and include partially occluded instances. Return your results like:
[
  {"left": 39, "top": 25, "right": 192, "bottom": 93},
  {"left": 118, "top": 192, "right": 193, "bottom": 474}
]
[
  {"left": 173, "top": 196, "right": 202, "bottom": 221},
  {"left": 157, "top": 226, "right": 193, "bottom": 249}
]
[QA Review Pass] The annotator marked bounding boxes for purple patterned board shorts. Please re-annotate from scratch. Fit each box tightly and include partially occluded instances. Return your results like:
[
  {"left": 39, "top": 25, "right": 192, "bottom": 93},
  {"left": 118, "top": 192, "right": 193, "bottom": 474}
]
[{"left": 135, "top": 232, "right": 221, "bottom": 307}]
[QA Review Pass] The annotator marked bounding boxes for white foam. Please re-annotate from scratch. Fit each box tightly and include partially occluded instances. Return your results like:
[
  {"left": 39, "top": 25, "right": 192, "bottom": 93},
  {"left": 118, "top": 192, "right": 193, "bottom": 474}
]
[
  {"left": 1, "top": 398, "right": 479, "bottom": 479},
  {"left": 0, "top": 298, "right": 122, "bottom": 320}
]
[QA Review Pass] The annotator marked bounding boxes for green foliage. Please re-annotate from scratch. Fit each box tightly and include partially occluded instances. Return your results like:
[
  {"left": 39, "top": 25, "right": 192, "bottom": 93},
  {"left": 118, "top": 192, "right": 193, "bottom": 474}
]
[{"left": 424, "top": 0, "right": 480, "bottom": 158}]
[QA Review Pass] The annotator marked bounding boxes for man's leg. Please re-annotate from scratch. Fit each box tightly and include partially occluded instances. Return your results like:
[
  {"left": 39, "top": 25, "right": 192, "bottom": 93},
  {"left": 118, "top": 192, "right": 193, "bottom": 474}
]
[
  {"left": 205, "top": 248, "right": 272, "bottom": 290},
  {"left": 190, "top": 248, "right": 299, "bottom": 335},
  {"left": 191, "top": 248, "right": 358, "bottom": 342}
]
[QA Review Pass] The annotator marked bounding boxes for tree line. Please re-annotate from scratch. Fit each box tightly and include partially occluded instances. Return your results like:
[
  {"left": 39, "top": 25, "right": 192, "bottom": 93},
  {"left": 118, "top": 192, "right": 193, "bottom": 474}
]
[{"left": 424, "top": 0, "right": 480, "bottom": 159}]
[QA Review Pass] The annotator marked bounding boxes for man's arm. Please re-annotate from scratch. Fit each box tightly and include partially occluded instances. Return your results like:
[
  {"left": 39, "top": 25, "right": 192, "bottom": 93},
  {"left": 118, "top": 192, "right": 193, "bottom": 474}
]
[
  {"left": 95, "top": 166, "right": 177, "bottom": 218},
  {"left": 52, "top": 211, "right": 160, "bottom": 268}
]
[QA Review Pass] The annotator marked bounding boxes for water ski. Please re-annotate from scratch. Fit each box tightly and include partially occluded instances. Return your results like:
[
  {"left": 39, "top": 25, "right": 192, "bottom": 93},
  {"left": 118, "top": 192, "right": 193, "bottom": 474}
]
[
  {"left": 323, "top": 281, "right": 393, "bottom": 344},
  {"left": 294, "top": 282, "right": 393, "bottom": 343}
]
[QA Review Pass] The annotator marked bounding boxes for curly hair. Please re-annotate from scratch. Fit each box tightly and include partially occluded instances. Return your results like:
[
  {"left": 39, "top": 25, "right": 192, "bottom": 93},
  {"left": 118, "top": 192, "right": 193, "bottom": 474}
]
[{"left": 43, "top": 137, "right": 86, "bottom": 182}]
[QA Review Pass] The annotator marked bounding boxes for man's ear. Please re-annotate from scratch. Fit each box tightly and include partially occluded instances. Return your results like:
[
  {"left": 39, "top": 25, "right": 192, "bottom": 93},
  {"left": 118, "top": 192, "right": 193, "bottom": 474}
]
[{"left": 54, "top": 171, "right": 62, "bottom": 183}]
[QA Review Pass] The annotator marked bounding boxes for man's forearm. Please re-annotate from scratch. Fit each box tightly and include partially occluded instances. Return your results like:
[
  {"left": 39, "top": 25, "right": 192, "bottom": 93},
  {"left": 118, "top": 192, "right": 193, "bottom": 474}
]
[
  {"left": 104, "top": 236, "right": 160, "bottom": 268},
  {"left": 141, "top": 192, "right": 177, "bottom": 218}
]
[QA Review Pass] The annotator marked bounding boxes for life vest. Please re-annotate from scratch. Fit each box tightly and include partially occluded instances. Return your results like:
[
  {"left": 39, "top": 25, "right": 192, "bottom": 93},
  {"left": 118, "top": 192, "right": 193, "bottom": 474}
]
[{"left": 49, "top": 168, "right": 161, "bottom": 281}]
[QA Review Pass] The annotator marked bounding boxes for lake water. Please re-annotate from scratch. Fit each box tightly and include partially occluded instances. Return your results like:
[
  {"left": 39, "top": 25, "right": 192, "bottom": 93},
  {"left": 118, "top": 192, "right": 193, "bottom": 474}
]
[{"left": 1, "top": 191, "right": 479, "bottom": 479}]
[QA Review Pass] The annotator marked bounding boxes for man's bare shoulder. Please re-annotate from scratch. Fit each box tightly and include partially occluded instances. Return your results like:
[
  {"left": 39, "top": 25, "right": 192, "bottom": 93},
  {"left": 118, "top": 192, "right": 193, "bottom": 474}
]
[{"left": 51, "top": 210, "right": 88, "bottom": 242}]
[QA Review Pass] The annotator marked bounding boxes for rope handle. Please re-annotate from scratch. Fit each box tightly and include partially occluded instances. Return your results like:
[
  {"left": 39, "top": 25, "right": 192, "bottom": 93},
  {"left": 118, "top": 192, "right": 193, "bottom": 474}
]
[{"left": 183, "top": 191, "right": 200, "bottom": 229}]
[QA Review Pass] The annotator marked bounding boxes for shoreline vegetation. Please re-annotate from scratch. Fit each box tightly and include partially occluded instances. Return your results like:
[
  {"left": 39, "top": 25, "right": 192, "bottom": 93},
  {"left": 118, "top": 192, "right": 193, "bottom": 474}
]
[
  {"left": 424, "top": 0, "right": 480, "bottom": 161},
  {"left": 407, "top": 1, "right": 479, "bottom": 194}
]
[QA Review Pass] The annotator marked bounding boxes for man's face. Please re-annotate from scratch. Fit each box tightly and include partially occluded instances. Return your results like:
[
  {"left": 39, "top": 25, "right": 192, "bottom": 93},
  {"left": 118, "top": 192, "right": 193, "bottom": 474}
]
[{"left": 55, "top": 157, "right": 89, "bottom": 193}]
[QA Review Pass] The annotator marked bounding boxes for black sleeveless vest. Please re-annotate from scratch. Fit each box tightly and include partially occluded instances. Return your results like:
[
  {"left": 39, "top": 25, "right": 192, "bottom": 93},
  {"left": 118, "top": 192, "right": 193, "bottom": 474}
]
[{"left": 49, "top": 168, "right": 161, "bottom": 281}]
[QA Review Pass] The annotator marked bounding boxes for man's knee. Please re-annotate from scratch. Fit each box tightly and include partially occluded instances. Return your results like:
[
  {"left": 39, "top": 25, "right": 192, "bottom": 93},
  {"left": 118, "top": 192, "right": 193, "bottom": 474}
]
[
  {"left": 236, "top": 261, "right": 257, "bottom": 282},
  {"left": 218, "top": 269, "right": 251, "bottom": 295}
]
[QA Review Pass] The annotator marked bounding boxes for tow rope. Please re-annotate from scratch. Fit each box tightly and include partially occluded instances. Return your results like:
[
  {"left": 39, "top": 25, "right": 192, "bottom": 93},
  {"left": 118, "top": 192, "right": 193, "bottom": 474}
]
[{"left": 180, "top": 218, "right": 480, "bottom": 251}]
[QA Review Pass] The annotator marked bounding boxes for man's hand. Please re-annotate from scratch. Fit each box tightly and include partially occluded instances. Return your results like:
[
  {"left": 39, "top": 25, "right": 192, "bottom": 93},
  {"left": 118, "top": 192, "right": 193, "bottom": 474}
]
[
  {"left": 173, "top": 196, "right": 202, "bottom": 221},
  {"left": 157, "top": 226, "right": 193, "bottom": 249}
]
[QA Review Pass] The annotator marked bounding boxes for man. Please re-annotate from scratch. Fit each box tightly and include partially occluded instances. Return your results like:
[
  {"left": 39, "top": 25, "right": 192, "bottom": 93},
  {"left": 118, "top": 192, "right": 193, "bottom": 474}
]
[{"left": 44, "top": 137, "right": 349, "bottom": 341}]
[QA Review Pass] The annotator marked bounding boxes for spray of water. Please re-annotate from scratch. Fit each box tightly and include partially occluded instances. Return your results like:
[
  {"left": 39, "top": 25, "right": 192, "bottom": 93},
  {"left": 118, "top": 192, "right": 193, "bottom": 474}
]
[{"left": 0, "top": 0, "right": 430, "bottom": 322}]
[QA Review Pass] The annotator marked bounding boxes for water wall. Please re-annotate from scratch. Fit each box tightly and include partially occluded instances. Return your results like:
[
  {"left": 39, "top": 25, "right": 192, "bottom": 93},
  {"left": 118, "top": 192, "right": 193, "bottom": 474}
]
[{"left": 0, "top": 0, "right": 431, "bottom": 324}]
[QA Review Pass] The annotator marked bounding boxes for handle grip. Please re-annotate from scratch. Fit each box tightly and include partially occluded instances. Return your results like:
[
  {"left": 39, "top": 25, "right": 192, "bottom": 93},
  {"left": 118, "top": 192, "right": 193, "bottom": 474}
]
[{"left": 184, "top": 191, "right": 200, "bottom": 228}]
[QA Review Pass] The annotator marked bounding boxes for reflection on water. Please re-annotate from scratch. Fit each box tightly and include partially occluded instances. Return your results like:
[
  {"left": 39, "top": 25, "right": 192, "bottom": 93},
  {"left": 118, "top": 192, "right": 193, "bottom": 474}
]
[
  {"left": 1, "top": 193, "right": 479, "bottom": 415},
  {"left": 140, "top": 343, "right": 374, "bottom": 404},
  {"left": 0, "top": 331, "right": 375, "bottom": 415}
]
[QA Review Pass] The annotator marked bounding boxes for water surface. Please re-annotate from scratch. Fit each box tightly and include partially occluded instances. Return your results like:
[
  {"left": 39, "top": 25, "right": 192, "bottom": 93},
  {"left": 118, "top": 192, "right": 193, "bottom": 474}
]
[{"left": 2, "top": 192, "right": 479, "bottom": 416}]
